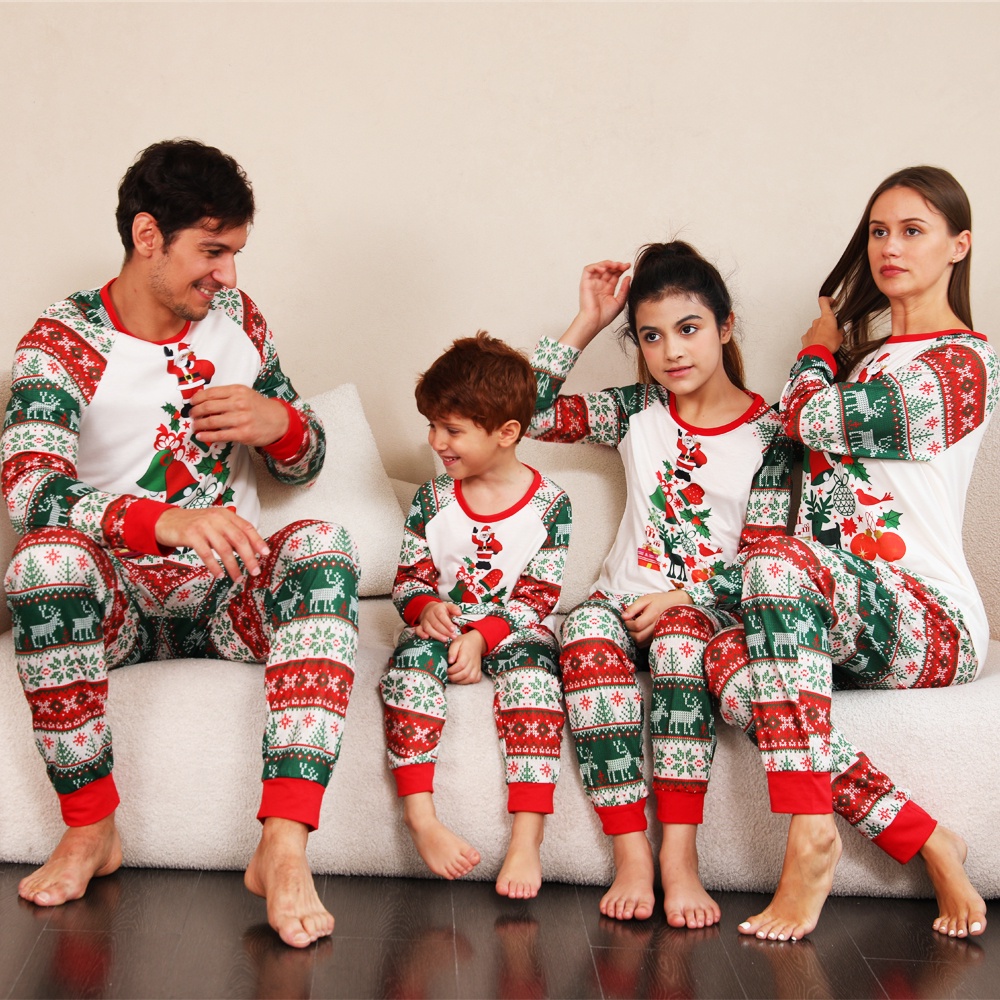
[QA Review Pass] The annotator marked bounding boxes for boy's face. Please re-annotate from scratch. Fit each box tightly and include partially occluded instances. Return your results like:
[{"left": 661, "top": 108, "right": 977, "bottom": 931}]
[{"left": 427, "top": 413, "right": 508, "bottom": 480}]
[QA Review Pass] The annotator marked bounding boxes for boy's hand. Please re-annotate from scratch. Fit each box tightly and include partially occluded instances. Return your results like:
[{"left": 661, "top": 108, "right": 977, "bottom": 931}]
[
  {"left": 622, "top": 590, "right": 693, "bottom": 646},
  {"left": 416, "top": 601, "right": 461, "bottom": 642},
  {"left": 561, "top": 260, "right": 631, "bottom": 350},
  {"left": 446, "top": 629, "right": 485, "bottom": 684},
  {"left": 802, "top": 296, "right": 844, "bottom": 355}
]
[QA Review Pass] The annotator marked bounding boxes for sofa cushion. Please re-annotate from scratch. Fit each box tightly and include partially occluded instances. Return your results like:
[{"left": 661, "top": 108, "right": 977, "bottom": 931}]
[{"left": 255, "top": 384, "right": 402, "bottom": 597}]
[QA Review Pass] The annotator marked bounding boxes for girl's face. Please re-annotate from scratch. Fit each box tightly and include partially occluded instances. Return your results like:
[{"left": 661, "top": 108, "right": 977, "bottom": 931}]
[
  {"left": 635, "top": 293, "right": 734, "bottom": 399},
  {"left": 867, "top": 186, "right": 970, "bottom": 306}
]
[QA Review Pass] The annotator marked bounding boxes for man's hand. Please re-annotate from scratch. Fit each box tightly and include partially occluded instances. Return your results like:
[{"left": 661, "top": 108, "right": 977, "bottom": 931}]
[
  {"left": 622, "top": 590, "right": 693, "bottom": 646},
  {"left": 802, "top": 296, "right": 844, "bottom": 355},
  {"left": 447, "top": 629, "right": 485, "bottom": 684},
  {"left": 188, "top": 385, "right": 289, "bottom": 447},
  {"left": 416, "top": 601, "right": 461, "bottom": 642},
  {"left": 154, "top": 506, "right": 269, "bottom": 581}
]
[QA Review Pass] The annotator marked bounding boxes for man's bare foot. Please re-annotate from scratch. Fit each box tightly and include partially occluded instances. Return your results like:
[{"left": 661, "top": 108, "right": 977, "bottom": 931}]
[
  {"left": 738, "top": 814, "right": 841, "bottom": 942},
  {"left": 660, "top": 823, "right": 720, "bottom": 928},
  {"left": 599, "top": 830, "right": 655, "bottom": 921},
  {"left": 18, "top": 814, "right": 122, "bottom": 906},
  {"left": 496, "top": 812, "right": 544, "bottom": 899},
  {"left": 919, "top": 824, "right": 987, "bottom": 938},
  {"left": 403, "top": 792, "right": 481, "bottom": 880},
  {"left": 244, "top": 817, "right": 333, "bottom": 949}
]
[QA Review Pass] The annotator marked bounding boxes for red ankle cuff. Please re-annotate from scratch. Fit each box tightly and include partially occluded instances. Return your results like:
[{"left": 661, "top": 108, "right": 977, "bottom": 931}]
[
  {"left": 594, "top": 799, "right": 648, "bottom": 835},
  {"left": 766, "top": 771, "right": 832, "bottom": 814},
  {"left": 59, "top": 775, "right": 119, "bottom": 827},
  {"left": 392, "top": 763, "right": 435, "bottom": 798},
  {"left": 872, "top": 800, "right": 938, "bottom": 864}
]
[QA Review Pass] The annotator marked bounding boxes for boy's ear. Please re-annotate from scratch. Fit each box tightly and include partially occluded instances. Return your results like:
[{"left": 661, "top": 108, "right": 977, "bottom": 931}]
[{"left": 497, "top": 419, "right": 521, "bottom": 447}]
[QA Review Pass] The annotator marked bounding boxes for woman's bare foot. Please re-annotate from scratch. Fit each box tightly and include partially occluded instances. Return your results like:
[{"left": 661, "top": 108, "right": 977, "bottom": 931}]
[
  {"left": 738, "top": 814, "right": 842, "bottom": 942},
  {"left": 919, "top": 824, "right": 987, "bottom": 938},
  {"left": 403, "top": 792, "right": 481, "bottom": 880},
  {"left": 18, "top": 814, "right": 122, "bottom": 906},
  {"left": 496, "top": 812, "right": 544, "bottom": 899},
  {"left": 600, "top": 831, "right": 655, "bottom": 920},
  {"left": 244, "top": 817, "right": 333, "bottom": 949},
  {"left": 659, "top": 823, "right": 720, "bottom": 928}
]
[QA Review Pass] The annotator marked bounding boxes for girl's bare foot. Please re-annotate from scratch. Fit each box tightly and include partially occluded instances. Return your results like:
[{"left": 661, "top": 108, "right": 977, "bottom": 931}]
[
  {"left": 244, "top": 817, "right": 334, "bottom": 949},
  {"left": 496, "top": 812, "right": 544, "bottom": 899},
  {"left": 600, "top": 830, "right": 655, "bottom": 920},
  {"left": 403, "top": 793, "right": 481, "bottom": 880},
  {"left": 18, "top": 814, "right": 122, "bottom": 906},
  {"left": 738, "top": 814, "right": 841, "bottom": 942},
  {"left": 660, "top": 823, "right": 720, "bottom": 928},
  {"left": 919, "top": 824, "right": 987, "bottom": 938}
]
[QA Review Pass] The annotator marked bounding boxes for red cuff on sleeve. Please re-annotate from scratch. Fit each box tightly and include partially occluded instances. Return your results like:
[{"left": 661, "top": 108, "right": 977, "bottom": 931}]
[
  {"left": 872, "top": 800, "right": 937, "bottom": 864},
  {"left": 403, "top": 594, "right": 442, "bottom": 628},
  {"left": 766, "top": 771, "right": 833, "bottom": 814},
  {"left": 258, "top": 777, "right": 325, "bottom": 831},
  {"left": 797, "top": 345, "right": 839, "bottom": 375},
  {"left": 59, "top": 775, "right": 120, "bottom": 827},
  {"left": 123, "top": 499, "right": 174, "bottom": 556},
  {"left": 655, "top": 789, "right": 705, "bottom": 825},
  {"left": 467, "top": 615, "right": 511, "bottom": 655},
  {"left": 262, "top": 401, "right": 307, "bottom": 464}
]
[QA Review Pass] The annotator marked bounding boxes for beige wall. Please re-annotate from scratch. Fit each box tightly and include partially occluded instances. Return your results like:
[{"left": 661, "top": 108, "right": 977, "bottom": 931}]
[{"left": 3, "top": 2, "right": 999, "bottom": 483}]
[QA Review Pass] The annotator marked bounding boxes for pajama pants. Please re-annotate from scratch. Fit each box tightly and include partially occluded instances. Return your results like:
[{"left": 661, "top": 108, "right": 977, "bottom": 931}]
[
  {"left": 380, "top": 622, "right": 564, "bottom": 814},
  {"left": 709, "top": 534, "right": 980, "bottom": 862},
  {"left": 5, "top": 519, "right": 359, "bottom": 831},
  {"left": 559, "top": 593, "right": 739, "bottom": 835}
]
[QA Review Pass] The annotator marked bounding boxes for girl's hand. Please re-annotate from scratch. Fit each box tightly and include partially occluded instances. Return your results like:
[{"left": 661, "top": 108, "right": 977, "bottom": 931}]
[
  {"left": 622, "top": 590, "right": 693, "bottom": 646},
  {"left": 416, "top": 601, "right": 461, "bottom": 642},
  {"left": 561, "top": 260, "right": 631, "bottom": 350},
  {"left": 447, "top": 630, "right": 485, "bottom": 684},
  {"left": 802, "top": 296, "right": 844, "bottom": 354}
]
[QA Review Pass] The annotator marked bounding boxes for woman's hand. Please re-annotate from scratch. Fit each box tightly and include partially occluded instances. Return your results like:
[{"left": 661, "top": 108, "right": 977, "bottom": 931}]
[
  {"left": 560, "top": 260, "right": 631, "bottom": 350},
  {"left": 622, "top": 590, "right": 693, "bottom": 647},
  {"left": 802, "top": 296, "right": 844, "bottom": 355}
]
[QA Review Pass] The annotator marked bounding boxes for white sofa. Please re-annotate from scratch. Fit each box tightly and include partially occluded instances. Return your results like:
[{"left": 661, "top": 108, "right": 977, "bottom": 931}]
[{"left": 1, "top": 381, "right": 998, "bottom": 899}]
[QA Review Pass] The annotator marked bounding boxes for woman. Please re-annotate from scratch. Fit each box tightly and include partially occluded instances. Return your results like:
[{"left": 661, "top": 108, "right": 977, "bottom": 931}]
[{"left": 703, "top": 165, "right": 996, "bottom": 941}]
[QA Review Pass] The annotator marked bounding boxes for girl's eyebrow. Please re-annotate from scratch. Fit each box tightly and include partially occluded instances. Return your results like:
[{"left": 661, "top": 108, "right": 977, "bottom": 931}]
[{"left": 869, "top": 217, "right": 928, "bottom": 226}]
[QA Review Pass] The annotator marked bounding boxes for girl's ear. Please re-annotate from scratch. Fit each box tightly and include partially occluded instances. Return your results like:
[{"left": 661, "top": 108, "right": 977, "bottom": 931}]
[
  {"left": 497, "top": 419, "right": 521, "bottom": 447},
  {"left": 719, "top": 311, "right": 736, "bottom": 344}
]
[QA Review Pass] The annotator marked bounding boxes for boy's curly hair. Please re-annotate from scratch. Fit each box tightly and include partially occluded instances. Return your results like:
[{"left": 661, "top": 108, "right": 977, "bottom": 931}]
[{"left": 415, "top": 331, "right": 536, "bottom": 440}]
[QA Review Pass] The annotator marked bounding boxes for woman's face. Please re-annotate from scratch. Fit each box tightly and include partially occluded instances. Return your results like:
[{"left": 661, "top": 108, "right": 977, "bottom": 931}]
[{"left": 867, "top": 185, "right": 970, "bottom": 306}]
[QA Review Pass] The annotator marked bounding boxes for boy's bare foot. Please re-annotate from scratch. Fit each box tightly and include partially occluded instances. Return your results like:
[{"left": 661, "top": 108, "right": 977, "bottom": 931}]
[
  {"left": 403, "top": 792, "right": 481, "bottom": 880},
  {"left": 738, "top": 813, "right": 841, "bottom": 942},
  {"left": 496, "top": 812, "right": 544, "bottom": 899},
  {"left": 600, "top": 830, "right": 655, "bottom": 920},
  {"left": 919, "top": 824, "right": 987, "bottom": 938},
  {"left": 18, "top": 814, "right": 122, "bottom": 906},
  {"left": 660, "top": 823, "right": 721, "bottom": 928},
  {"left": 244, "top": 816, "right": 334, "bottom": 949}
]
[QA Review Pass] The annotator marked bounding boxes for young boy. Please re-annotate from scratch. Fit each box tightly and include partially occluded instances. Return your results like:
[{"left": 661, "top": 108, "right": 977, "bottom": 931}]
[{"left": 380, "top": 332, "right": 572, "bottom": 899}]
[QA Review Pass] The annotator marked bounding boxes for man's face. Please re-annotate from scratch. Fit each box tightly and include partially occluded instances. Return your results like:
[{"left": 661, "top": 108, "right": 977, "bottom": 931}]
[{"left": 149, "top": 219, "right": 249, "bottom": 323}]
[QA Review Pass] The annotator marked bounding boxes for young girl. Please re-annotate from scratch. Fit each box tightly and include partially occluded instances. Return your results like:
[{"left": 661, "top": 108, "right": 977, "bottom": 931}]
[
  {"left": 527, "top": 242, "right": 795, "bottom": 927},
  {"left": 705, "top": 165, "right": 996, "bottom": 942}
]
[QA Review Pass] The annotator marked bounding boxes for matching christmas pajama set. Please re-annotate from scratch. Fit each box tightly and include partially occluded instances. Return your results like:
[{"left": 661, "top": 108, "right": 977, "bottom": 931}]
[
  {"left": 2, "top": 282, "right": 359, "bottom": 831},
  {"left": 703, "top": 332, "right": 998, "bottom": 862},
  {"left": 380, "top": 469, "right": 572, "bottom": 814},
  {"left": 527, "top": 337, "right": 795, "bottom": 834}
]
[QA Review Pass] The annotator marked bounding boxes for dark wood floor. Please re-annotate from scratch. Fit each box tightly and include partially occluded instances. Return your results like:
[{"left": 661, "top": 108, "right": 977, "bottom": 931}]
[{"left": 0, "top": 862, "right": 995, "bottom": 999}]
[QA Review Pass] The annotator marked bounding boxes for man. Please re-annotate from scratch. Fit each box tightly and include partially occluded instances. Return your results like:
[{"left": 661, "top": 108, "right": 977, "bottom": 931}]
[{"left": 2, "top": 139, "right": 358, "bottom": 949}]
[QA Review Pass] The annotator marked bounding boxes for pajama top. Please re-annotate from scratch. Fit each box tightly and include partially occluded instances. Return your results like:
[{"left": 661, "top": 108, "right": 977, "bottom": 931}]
[
  {"left": 527, "top": 337, "right": 795, "bottom": 606},
  {"left": 394, "top": 469, "right": 571, "bottom": 653},
  {"left": 786, "top": 332, "right": 999, "bottom": 666},
  {"left": 2, "top": 282, "right": 323, "bottom": 560}
]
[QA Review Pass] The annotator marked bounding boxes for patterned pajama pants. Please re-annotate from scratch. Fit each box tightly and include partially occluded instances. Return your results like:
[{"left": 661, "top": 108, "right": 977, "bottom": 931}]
[
  {"left": 709, "top": 535, "right": 979, "bottom": 862},
  {"left": 559, "top": 594, "right": 739, "bottom": 835},
  {"left": 380, "top": 623, "right": 564, "bottom": 814},
  {"left": 5, "top": 519, "right": 359, "bottom": 830}
]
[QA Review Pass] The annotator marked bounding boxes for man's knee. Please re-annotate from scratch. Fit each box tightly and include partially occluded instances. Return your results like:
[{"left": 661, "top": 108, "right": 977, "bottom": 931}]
[{"left": 6, "top": 526, "right": 110, "bottom": 595}]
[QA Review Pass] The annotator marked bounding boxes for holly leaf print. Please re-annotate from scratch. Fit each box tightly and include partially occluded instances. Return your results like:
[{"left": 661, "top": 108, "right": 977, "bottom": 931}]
[
  {"left": 840, "top": 457, "right": 871, "bottom": 484},
  {"left": 882, "top": 510, "right": 902, "bottom": 529},
  {"left": 679, "top": 507, "right": 712, "bottom": 539}
]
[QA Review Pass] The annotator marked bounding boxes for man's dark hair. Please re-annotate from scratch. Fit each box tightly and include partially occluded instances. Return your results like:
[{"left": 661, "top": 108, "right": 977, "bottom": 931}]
[{"left": 116, "top": 139, "right": 255, "bottom": 256}]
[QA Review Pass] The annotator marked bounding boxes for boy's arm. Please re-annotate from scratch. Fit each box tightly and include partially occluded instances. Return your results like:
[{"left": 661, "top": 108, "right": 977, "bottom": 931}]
[
  {"left": 392, "top": 481, "right": 444, "bottom": 624},
  {"left": 464, "top": 489, "right": 572, "bottom": 654},
  {"left": 782, "top": 337, "right": 999, "bottom": 462}
]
